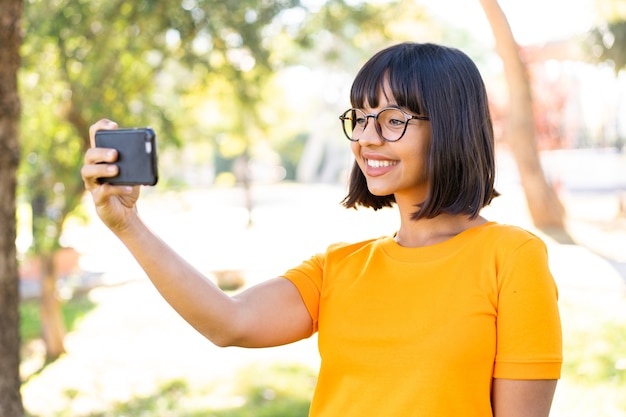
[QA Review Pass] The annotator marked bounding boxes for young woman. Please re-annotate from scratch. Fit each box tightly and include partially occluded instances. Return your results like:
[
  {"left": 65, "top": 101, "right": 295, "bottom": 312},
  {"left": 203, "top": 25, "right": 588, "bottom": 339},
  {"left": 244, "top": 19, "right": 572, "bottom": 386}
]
[{"left": 81, "top": 42, "right": 562, "bottom": 416}]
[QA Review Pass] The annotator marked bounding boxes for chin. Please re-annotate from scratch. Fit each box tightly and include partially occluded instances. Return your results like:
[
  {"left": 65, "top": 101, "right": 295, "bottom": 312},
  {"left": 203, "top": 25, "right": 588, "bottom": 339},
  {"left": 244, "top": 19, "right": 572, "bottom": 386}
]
[
  {"left": 365, "top": 182, "right": 394, "bottom": 197},
  {"left": 368, "top": 188, "right": 393, "bottom": 197}
]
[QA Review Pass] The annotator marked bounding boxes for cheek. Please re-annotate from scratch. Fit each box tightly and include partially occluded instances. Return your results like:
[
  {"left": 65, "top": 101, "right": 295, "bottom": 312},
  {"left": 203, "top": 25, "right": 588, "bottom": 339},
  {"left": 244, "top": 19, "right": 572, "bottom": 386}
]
[
  {"left": 405, "top": 140, "right": 431, "bottom": 180},
  {"left": 417, "top": 134, "right": 432, "bottom": 168},
  {"left": 418, "top": 145, "right": 431, "bottom": 179},
  {"left": 350, "top": 141, "right": 360, "bottom": 158}
]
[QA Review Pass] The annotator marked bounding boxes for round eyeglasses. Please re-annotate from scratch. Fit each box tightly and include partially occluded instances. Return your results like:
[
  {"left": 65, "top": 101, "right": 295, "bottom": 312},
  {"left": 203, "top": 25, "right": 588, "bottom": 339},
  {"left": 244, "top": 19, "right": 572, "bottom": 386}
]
[{"left": 339, "top": 107, "right": 429, "bottom": 142}]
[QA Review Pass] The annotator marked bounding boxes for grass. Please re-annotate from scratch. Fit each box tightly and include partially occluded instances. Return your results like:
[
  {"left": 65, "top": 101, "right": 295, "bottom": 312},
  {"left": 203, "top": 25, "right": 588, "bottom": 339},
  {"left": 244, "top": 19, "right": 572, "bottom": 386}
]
[
  {"left": 20, "top": 293, "right": 97, "bottom": 343},
  {"left": 556, "top": 303, "right": 626, "bottom": 416},
  {"left": 34, "top": 364, "right": 315, "bottom": 417},
  {"left": 563, "top": 316, "right": 626, "bottom": 385}
]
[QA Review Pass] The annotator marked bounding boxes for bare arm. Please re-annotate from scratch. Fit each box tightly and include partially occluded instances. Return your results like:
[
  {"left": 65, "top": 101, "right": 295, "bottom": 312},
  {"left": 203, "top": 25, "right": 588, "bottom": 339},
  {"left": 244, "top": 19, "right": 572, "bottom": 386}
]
[
  {"left": 491, "top": 379, "right": 558, "bottom": 417},
  {"left": 81, "top": 119, "right": 313, "bottom": 348},
  {"left": 114, "top": 216, "right": 313, "bottom": 347}
]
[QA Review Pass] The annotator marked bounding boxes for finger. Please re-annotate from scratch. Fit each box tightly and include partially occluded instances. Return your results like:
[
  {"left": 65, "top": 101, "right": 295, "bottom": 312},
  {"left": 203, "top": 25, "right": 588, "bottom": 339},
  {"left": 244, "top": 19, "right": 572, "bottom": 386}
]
[
  {"left": 84, "top": 147, "right": 118, "bottom": 165},
  {"left": 81, "top": 162, "right": 118, "bottom": 189},
  {"left": 89, "top": 119, "right": 118, "bottom": 147}
]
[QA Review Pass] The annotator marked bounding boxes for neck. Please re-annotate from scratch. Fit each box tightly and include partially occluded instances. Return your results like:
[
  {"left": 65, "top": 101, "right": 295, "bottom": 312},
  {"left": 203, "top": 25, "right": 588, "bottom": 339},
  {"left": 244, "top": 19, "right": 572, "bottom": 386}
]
[{"left": 393, "top": 194, "right": 487, "bottom": 248}]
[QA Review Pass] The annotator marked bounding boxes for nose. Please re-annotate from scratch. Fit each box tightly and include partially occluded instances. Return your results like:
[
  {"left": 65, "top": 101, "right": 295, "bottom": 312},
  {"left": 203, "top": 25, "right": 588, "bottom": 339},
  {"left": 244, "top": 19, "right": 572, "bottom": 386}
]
[{"left": 357, "top": 116, "right": 384, "bottom": 146}]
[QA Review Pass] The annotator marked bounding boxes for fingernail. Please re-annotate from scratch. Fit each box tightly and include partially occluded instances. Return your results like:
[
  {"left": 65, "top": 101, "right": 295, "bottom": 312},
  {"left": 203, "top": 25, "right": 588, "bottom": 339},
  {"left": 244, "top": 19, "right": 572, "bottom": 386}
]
[{"left": 107, "top": 165, "right": 116, "bottom": 173}]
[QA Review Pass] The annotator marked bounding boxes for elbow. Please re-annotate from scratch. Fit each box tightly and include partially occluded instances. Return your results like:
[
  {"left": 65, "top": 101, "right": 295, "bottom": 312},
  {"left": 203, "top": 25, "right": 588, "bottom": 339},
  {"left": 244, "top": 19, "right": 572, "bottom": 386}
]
[
  {"left": 211, "top": 338, "right": 234, "bottom": 348},
  {"left": 210, "top": 333, "right": 241, "bottom": 348},
  {"left": 203, "top": 324, "right": 262, "bottom": 348},
  {"left": 200, "top": 323, "right": 248, "bottom": 348}
]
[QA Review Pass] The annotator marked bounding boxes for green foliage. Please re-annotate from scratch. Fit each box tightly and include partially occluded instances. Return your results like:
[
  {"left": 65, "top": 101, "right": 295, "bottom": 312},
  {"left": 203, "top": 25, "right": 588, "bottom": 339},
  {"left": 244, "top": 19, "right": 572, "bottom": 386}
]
[
  {"left": 275, "top": 132, "right": 308, "bottom": 180},
  {"left": 20, "top": 294, "right": 97, "bottom": 342},
  {"left": 17, "top": 0, "right": 438, "bottom": 257},
  {"left": 586, "top": 0, "right": 626, "bottom": 72},
  {"left": 17, "top": 0, "right": 442, "bottom": 356},
  {"left": 19, "top": 300, "right": 42, "bottom": 342},
  {"left": 562, "top": 314, "right": 626, "bottom": 385},
  {"left": 19, "top": 0, "right": 308, "bottom": 257},
  {"left": 587, "top": 20, "right": 626, "bottom": 73}
]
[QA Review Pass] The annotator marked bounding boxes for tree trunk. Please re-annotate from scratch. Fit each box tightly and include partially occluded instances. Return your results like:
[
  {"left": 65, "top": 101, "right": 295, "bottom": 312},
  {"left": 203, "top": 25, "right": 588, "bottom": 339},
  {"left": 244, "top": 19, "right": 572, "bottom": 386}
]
[
  {"left": 479, "top": 0, "right": 568, "bottom": 237},
  {"left": 30, "top": 191, "right": 67, "bottom": 359},
  {"left": 0, "top": 0, "right": 25, "bottom": 416},
  {"left": 39, "top": 253, "right": 66, "bottom": 360}
]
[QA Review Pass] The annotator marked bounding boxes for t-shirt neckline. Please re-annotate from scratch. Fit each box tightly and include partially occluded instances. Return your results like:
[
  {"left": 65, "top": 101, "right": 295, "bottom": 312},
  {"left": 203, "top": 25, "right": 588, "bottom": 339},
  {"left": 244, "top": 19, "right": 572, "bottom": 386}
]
[{"left": 380, "top": 221, "right": 497, "bottom": 262}]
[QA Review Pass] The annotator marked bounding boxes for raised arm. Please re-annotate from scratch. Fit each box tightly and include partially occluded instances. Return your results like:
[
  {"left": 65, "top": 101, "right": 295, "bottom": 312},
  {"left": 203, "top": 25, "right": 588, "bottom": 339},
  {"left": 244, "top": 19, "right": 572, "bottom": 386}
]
[{"left": 81, "top": 119, "right": 313, "bottom": 348}]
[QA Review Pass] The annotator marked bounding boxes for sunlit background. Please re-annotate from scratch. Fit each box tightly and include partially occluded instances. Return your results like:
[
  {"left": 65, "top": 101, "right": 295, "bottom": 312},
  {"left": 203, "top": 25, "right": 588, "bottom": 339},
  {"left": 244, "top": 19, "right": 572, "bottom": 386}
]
[{"left": 9, "top": 0, "right": 626, "bottom": 416}]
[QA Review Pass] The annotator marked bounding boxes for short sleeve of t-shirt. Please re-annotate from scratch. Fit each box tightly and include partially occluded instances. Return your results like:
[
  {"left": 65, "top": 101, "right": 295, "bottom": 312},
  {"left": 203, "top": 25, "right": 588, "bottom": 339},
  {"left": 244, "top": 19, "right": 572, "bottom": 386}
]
[
  {"left": 493, "top": 237, "right": 562, "bottom": 379},
  {"left": 282, "top": 251, "right": 325, "bottom": 333}
]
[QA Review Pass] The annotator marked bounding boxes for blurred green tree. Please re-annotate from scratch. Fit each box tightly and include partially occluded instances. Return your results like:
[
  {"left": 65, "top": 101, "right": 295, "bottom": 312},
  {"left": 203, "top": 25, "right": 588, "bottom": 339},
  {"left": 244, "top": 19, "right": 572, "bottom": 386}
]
[
  {"left": 19, "top": 0, "right": 432, "bottom": 361},
  {"left": 589, "top": 20, "right": 626, "bottom": 71},
  {"left": 0, "top": 1, "right": 26, "bottom": 415},
  {"left": 19, "top": 0, "right": 304, "bottom": 360},
  {"left": 588, "top": 0, "right": 626, "bottom": 72}
]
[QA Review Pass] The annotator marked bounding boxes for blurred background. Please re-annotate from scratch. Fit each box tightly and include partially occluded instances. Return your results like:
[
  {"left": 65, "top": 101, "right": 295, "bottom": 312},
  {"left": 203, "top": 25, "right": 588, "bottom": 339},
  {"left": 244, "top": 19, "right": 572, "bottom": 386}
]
[{"left": 0, "top": 0, "right": 625, "bottom": 416}]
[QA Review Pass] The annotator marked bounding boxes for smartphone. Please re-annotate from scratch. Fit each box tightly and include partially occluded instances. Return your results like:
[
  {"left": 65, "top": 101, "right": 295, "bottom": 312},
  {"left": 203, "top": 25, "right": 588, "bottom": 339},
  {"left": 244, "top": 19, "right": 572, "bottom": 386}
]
[{"left": 95, "top": 128, "right": 159, "bottom": 186}]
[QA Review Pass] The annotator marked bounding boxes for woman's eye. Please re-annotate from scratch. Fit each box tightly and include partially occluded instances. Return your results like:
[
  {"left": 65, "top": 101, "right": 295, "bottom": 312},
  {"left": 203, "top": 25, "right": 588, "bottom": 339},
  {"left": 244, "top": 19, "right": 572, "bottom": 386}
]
[{"left": 355, "top": 117, "right": 367, "bottom": 126}]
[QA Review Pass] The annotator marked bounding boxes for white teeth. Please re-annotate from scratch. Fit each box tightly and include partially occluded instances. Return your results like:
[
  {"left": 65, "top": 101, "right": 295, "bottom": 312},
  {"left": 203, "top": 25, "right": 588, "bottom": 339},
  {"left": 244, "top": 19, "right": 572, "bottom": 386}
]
[{"left": 366, "top": 159, "right": 397, "bottom": 168}]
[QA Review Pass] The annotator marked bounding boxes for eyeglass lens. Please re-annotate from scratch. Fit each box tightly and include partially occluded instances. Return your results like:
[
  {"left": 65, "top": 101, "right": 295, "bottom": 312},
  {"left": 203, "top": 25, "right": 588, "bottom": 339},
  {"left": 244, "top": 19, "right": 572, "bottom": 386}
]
[{"left": 341, "top": 108, "right": 410, "bottom": 142}]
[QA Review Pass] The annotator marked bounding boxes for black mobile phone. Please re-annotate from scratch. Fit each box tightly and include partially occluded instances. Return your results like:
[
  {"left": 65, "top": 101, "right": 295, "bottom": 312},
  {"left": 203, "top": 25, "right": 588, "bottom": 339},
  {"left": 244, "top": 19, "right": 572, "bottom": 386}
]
[{"left": 95, "top": 128, "right": 158, "bottom": 186}]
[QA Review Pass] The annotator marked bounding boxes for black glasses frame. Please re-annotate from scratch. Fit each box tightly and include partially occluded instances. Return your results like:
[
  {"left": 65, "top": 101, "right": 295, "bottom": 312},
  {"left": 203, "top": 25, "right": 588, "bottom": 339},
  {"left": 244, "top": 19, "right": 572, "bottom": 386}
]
[{"left": 339, "top": 107, "right": 429, "bottom": 142}]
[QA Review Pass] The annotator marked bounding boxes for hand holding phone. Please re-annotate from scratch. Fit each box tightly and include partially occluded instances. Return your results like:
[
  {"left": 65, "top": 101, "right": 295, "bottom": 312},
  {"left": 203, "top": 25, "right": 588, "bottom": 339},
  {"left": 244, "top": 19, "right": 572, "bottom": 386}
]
[{"left": 95, "top": 128, "right": 158, "bottom": 186}]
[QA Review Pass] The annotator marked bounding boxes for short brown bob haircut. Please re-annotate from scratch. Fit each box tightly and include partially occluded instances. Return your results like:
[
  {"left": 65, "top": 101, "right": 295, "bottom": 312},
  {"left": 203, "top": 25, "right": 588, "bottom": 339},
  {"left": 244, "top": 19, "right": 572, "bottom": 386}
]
[{"left": 342, "top": 42, "right": 498, "bottom": 220}]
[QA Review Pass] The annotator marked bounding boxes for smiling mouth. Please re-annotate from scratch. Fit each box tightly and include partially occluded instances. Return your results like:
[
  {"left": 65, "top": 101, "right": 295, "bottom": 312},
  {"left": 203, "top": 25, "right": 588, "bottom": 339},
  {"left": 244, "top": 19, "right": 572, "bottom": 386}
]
[{"left": 366, "top": 159, "right": 398, "bottom": 168}]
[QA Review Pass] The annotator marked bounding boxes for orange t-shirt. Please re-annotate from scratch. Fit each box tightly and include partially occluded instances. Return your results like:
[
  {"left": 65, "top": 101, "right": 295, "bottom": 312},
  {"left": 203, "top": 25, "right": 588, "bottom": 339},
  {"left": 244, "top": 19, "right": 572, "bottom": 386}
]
[{"left": 282, "top": 222, "right": 562, "bottom": 417}]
